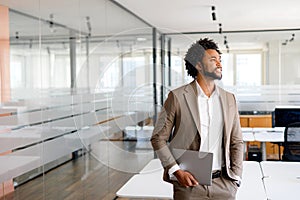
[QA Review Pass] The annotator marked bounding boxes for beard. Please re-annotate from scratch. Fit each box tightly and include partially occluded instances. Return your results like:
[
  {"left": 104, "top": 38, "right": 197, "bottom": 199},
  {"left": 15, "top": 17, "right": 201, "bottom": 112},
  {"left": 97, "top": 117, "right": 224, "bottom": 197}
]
[{"left": 203, "top": 68, "right": 222, "bottom": 80}]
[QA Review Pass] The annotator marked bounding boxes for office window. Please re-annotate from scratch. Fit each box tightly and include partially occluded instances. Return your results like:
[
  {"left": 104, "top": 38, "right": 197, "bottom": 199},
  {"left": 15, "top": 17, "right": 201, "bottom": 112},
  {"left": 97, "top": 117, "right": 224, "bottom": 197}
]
[
  {"left": 221, "top": 53, "right": 234, "bottom": 86},
  {"left": 221, "top": 52, "right": 262, "bottom": 86},
  {"left": 52, "top": 55, "right": 71, "bottom": 88},
  {"left": 236, "top": 54, "right": 262, "bottom": 86},
  {"left": 10, "top": 55, "right": 25, "bottom": 88}
]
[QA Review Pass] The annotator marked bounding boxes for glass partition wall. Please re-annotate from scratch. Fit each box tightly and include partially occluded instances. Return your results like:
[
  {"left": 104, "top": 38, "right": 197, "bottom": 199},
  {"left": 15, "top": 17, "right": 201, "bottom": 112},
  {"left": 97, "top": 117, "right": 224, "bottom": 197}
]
[
  {"left": 168, "top": 31, "right": 300, "bottom": 113},
  {"left": 0, "top": 1, "right": 158, "bottom": 199}
]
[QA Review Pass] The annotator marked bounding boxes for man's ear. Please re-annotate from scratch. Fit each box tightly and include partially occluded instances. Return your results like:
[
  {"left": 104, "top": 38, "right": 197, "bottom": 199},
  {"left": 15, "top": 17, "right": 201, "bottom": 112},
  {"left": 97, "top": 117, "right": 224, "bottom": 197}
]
[{"left": 195, "top": 62, "right": 202, "bottom": 72}]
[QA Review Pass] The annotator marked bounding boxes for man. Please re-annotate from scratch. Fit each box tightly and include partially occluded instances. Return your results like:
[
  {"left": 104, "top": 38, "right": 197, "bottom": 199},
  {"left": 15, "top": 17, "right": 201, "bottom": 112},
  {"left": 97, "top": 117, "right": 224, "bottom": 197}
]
[{"left": 151, "top": 38, "right": 243, "bottom": 200}]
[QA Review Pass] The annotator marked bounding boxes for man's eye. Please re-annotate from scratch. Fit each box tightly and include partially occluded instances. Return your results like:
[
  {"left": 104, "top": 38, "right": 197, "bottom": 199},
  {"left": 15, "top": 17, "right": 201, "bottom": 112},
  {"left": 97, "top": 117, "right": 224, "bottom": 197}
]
[{"left": 211, "top": 58, "right": 221, "bottom": 63}]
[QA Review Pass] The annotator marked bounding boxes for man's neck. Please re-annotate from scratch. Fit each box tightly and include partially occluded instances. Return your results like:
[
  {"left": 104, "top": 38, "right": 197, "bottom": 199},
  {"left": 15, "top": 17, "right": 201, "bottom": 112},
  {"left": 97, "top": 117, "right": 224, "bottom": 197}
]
[{"left": 196, "top": 77, "right": 215, "bottom": 97}]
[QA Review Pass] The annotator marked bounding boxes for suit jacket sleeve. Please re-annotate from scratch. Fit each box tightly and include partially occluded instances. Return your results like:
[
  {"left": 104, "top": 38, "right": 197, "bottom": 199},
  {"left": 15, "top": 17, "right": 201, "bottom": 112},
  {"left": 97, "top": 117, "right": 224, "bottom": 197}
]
[
  {"left": 229, "top": 94, "right": 244, "bottom": 180},
  {"left": 151, "top": 91, "right": 177, "bottom": 169}
]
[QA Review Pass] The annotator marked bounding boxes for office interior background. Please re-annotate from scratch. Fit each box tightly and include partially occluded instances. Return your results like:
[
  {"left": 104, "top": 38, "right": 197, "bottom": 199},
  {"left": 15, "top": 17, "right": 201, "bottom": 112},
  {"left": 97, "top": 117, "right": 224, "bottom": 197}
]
[{"left": 1, "top": 0, "right": 300, "bottom": 199}]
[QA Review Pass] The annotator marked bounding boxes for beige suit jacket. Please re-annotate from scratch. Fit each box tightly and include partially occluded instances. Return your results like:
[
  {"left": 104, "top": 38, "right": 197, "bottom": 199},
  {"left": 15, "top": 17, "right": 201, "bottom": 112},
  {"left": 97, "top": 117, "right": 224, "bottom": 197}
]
[{"left": 151, "top": 80, "right": 243, "bottom": 183}]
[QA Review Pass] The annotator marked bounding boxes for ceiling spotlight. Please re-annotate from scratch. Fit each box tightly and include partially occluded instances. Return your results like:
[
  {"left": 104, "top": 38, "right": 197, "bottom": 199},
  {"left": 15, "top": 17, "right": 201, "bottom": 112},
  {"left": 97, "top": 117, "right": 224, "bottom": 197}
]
[
  {"left": 218, "top": 23, "right": 222, "bottom": 34},
  {"left": 289, "top": 33, "right": 295, "bottom": 42},
  {"left": 224, "top": 36, "right": 228, "bottom": 45},
  {"left": 86, "top": 16, "right": 92, "bottom": 37},
  {"left": 282, "top": 33, "right": 295, "bottom": 45},
  {"left": 15, "top": 31, "right": 19, "bottom": 39},
  {"left": 49, "top": 14, "right": 54, "bottom": 28},
  {"left": 49, "top": 14, "right": 56, "bottom": 33},
  {"left": 226, "top": 44, "right": 229, "bottom": 53},
  {"left": 282, "top": 39, "right": 288, "bottom": 45},
  {"left": 211, "top": 6, "right": 216, "bottom": 21}
]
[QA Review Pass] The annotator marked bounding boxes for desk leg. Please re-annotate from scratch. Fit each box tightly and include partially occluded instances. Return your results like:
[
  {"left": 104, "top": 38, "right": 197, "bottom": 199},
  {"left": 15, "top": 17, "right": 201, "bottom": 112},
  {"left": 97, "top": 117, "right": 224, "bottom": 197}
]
[
  {"left": 243, "top": 142, "right": 248, "bottom": 160},
  {"left": 261, "top": 142, "right": 266, "bottom": 161},
  {"left": 278, "top": 143, "right": 282, "bottom": 160}
]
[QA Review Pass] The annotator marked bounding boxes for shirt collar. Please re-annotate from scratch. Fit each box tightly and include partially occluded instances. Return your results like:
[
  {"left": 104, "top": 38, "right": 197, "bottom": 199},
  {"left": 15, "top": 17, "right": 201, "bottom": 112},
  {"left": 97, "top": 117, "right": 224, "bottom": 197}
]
[{"left": 195, "top": 81, "right": 219, "bottom": 98}]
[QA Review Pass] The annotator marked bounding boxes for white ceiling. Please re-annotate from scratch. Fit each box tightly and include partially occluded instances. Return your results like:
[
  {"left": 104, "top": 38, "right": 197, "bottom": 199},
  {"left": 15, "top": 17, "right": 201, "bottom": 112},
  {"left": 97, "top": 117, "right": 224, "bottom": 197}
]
[
  {"left": 115, "top": 0, "right": 300, "bottom": 32},
  {"left": 114, "top": 0, "right": 300, "bottom": 50},
  {"left": 1, "top": 0, "right": 300, "bottom": 51}
]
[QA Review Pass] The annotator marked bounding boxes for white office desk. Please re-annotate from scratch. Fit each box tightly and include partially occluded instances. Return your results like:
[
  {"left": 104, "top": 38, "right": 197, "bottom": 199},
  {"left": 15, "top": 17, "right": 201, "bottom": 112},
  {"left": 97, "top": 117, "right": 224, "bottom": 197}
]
[
  {"left": 260, "top": 161, "right": 300, "bottom": 178},
  {"left": 0, "top": 155, "right": 40, "bottom": 183},
  {"left": 117, "top": 159, "right": 266, "bottom": 199},
  {"left": 116, "top": 159, "right": 172, "bottom": 199},
  {"left": 260, "top": 161, "right": 300, "bottom": 200},
  {"left": 253, "top": 127, "right": 284, "bottom": 160},
  {"left": 253, "top": 127, "right": 284, "bottom": 142},
  {"left": 0, "top": 126, "right": 75, "bottom": 154},
  {"left": 263, "top": 178, "right": 300, "bottom": 200},
  {"left": 116, "top": 169, "right": 173, "bottom": 199},
  {"left": 242, "top": 128, "right": 256, "bottom": 142},
  {"left": 236, "top": 161, "right": 267, "bottom": 200}
]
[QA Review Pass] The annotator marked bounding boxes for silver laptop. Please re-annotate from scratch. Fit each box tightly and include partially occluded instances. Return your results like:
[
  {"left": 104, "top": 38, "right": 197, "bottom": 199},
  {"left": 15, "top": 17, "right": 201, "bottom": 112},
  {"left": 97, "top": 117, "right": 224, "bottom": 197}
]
[{"left": 171, "top": 148, "right": 213, "bottom": 186}]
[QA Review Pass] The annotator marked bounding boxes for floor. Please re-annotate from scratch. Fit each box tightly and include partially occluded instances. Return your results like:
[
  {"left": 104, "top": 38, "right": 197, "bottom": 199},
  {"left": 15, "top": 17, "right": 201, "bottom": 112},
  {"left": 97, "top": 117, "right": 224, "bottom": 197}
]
[{"left": 1, "top": 139, "right": 156, "bottom": 200}]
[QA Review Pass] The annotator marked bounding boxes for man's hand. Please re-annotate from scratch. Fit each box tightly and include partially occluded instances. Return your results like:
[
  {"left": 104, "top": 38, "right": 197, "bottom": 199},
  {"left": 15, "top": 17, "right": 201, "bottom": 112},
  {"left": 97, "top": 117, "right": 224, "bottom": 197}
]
[{"left": 173, "top": 169, "right": 199, "bottom": 187}]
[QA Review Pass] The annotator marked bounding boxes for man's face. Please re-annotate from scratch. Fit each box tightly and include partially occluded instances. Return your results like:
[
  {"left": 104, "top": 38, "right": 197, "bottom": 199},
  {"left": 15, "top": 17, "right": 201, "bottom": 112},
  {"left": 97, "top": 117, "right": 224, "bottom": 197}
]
[{"left": 200, "top": 49, "right": 222, "bottom": 80}]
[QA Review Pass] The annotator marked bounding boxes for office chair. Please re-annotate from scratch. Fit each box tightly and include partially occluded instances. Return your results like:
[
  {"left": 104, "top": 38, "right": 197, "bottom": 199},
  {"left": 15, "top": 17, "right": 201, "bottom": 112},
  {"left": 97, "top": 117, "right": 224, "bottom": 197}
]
[{"left": 282, "top": 122, "right": 300, "bottom": 161}]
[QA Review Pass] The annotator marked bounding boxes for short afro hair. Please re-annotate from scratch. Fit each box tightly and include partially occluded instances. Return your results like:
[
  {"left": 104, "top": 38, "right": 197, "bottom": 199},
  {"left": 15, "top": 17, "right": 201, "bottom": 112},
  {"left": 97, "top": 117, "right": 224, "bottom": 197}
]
[{"left": 184, "top": 38, "right": 221, "bottom": 79}]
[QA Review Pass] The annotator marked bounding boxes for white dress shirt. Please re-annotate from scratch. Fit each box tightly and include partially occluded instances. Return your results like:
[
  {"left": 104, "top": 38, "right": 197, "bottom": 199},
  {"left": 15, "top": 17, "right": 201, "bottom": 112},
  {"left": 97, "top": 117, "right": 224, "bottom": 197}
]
[
  {"left": 169, "top": 82, "right": 224, "bottom": 176},
  {"left": 197, "top": 82, "right": 223, "bottom": 171}
]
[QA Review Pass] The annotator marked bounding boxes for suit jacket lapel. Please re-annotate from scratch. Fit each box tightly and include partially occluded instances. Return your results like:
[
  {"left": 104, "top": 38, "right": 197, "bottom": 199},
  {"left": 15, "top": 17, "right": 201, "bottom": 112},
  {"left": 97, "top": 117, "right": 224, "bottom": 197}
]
[{"left": 183, "top": 81, "right": 201, "bottom": 134}]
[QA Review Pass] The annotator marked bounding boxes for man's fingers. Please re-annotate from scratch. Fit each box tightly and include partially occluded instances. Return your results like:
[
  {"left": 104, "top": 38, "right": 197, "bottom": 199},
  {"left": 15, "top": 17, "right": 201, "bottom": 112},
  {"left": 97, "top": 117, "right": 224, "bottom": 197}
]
[
  {"left": 189, "top": 174, "right": 199, "bottom": 185},
  {"left": 185, "top": 177, "right": 193, "bottom": 187},
  {"left": 189, "top": 173, "right": 198, "bottom": 186},
  {"left": 175, "top": 170, "right": 199, "bottom": 187}
]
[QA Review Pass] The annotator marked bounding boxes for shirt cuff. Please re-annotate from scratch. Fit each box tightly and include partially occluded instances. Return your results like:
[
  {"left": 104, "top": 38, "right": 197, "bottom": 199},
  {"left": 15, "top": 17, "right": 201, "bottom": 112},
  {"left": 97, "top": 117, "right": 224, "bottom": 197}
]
[{"left": 168, "top": 164, "right": 180, "bottom": 177}]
